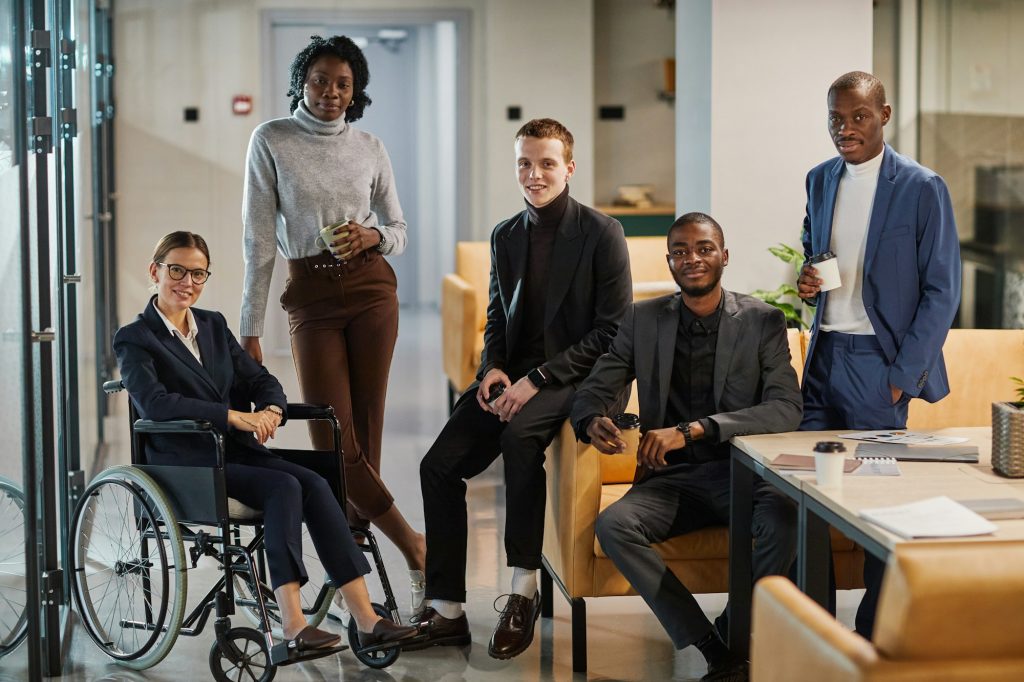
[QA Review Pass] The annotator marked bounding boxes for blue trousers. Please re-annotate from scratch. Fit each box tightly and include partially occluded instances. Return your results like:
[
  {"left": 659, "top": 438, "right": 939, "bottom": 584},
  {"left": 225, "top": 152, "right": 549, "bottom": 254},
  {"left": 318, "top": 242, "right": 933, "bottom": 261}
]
[{"left": 800, "top": 331, "right": 909, "bottom": 638}]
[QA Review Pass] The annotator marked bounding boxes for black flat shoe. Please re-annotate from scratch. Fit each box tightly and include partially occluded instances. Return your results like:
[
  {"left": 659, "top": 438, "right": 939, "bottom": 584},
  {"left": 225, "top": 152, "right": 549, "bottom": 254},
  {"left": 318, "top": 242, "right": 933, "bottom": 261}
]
[
  {"left": 701, "top": 659, "right": 749, "bottom": 682},
  {"left": 289, "top": 625, "right": 342, "bottom": 651},
  {"left": 357, "top": 618, "right": 420, "bottom": 650}
]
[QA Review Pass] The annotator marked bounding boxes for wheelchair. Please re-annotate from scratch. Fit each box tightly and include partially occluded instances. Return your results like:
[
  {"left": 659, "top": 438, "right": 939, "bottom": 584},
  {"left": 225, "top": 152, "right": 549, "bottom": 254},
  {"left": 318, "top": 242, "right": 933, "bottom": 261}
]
[
  {"left": 0, "top": 475, "right": 27, "bottom": 659},
  {"left": 68, "top": 380, "right": 410, "bottom": 680}
]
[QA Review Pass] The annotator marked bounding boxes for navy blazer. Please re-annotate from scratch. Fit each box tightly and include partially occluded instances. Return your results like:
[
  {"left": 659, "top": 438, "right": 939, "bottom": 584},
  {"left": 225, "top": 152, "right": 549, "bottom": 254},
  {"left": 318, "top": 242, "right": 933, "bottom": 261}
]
[
  {"left": 477, "top": 196, "right": 632, "bottom": 385},
  {"left": 801, "top": 144, "right": 961, "bottom": 402},
  {"left": 113, "top": 296, "right": 287, "bottom": 466},
  {"left": 571, "top": 290, "right": 803, "bottom": 442}
]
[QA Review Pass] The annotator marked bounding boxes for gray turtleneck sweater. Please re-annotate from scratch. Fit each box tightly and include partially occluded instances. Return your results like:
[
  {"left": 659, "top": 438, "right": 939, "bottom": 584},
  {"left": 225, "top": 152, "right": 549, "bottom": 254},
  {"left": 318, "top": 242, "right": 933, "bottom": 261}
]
[{"left": 239, "top": 101, "right": 407, "bottom": 337}]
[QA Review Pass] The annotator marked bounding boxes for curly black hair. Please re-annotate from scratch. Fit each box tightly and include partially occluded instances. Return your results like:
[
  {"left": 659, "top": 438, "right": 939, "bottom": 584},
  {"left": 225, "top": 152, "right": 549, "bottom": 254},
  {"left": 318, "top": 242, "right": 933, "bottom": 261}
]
[{"left": 287, "top": 35, "right": 372, "bottom": 122}]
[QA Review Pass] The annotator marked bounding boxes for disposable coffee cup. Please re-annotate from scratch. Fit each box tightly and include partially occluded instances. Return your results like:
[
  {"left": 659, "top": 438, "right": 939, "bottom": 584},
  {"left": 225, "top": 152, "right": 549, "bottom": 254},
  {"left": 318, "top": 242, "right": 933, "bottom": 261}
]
[
  {"left": 613, "top": 413, "right": 641, "bottom": 456},
  {"left": 807, "top": 251, "right": 841, "bottom": 292},
  {"left": 315, "top": 220, "right": 352, "bottom": 259},
  {"left": 813, "top": 440, "right": 847, "bottom": 489}
]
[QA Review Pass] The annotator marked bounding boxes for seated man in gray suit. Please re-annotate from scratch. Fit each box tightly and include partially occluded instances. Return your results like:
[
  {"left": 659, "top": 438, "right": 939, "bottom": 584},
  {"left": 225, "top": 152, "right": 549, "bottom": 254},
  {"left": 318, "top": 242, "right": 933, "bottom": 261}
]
[{"left": 571, "top": 212, "right": 802, "bottom": 682}]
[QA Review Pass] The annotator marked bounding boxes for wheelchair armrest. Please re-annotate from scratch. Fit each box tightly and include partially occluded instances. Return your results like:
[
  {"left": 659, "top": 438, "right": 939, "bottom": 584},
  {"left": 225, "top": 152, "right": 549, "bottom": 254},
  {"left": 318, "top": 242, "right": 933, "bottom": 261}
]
[
  {"left": 133, "top": 418, "right": 215, "bottom": 433},
  {"left": 285, "top": 403, "right": 335, "bottom": 420},
  {"left": 103, "top": 379, "right": 125, "bottom": 394}
]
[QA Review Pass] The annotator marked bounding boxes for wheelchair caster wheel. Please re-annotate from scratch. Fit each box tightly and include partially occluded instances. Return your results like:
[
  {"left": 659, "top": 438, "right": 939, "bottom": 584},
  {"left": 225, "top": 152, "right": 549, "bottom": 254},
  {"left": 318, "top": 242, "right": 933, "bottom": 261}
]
[
  {"left": 209, "top": 627, "right": 275, "bottom": 682},
  {"left": 347, "top": 603, "right": 401, "bottom": 669}
]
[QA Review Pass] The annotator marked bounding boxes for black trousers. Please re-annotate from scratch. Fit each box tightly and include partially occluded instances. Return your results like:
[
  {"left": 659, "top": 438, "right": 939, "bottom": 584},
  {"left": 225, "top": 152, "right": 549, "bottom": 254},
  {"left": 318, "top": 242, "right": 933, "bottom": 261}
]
[
  {"left": 594, "top": 459, "right": 797, "bottom": 649},
  {"left": 226, "top": 453, "right": 370, "bottom": 590},
  {"left": 420, "top": 381, "right": 575, "bottom": 603}
]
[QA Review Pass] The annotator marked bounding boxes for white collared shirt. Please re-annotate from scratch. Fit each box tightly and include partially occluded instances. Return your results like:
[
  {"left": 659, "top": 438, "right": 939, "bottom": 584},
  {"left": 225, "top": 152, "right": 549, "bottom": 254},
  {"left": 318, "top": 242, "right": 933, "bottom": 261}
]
[{"left": 154, "top": 304, "right": 203, "bottom": 366}]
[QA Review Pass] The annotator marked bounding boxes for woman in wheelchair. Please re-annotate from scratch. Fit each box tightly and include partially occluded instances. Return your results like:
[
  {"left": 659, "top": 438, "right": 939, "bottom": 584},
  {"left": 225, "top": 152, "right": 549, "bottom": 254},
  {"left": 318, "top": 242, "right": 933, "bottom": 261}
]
[{"left": 114, "top": 231, "right": 419, "bottom": 653}]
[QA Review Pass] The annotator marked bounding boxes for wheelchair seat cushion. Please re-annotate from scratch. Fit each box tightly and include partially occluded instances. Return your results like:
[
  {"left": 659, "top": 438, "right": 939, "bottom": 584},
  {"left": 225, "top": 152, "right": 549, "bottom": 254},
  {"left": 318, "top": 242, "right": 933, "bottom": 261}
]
[{"left": 228, "top": 497, "right": 262, "bottom": 520}]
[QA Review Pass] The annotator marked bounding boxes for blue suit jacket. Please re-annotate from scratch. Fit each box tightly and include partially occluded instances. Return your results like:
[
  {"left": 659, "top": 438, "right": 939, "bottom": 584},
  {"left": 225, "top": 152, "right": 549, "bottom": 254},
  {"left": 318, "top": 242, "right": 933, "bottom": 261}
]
[
  {"left": 113, "top": 297, "right": 287, "bottom": 466},
  {"left": 801, "top": 144, "right": 961, "bottom": 402}
]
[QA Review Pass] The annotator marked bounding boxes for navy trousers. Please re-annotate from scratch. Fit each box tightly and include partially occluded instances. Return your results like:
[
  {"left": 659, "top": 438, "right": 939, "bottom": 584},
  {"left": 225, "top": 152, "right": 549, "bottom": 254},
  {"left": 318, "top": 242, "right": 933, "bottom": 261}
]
[
  {"left": 226, "top": 453, "right": 370, "bottom": 590},
  {"left": 800, "top": 331, "right": 909, "bottom": 638}
]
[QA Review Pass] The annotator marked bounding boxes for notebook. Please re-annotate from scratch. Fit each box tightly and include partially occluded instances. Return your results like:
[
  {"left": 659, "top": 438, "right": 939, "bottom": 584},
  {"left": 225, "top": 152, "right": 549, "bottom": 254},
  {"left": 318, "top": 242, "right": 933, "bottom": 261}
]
[
  {"left": 771, "top": 453, "right": 861, "bottom": 473},
  {"left": 956, "top": 498, "right": 1024, "bottom": 521},
  {"left": 850, "top": 456, "right": 901, "bottom": 476},
  {"left": 854, "top": 442, "right": 979, "bottom": 463}
]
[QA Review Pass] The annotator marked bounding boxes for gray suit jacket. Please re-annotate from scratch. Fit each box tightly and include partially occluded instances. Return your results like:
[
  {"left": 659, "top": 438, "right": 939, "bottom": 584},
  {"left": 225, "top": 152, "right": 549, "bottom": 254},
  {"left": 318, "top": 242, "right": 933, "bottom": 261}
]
[{"left": 571, "top": 290, "right": 802, "bottom": 443}]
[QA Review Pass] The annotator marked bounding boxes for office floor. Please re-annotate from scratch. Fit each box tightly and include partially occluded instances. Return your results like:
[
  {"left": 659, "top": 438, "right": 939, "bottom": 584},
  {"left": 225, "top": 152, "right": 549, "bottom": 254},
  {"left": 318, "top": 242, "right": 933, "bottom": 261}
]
[{"left": 12, "top": 306, "right": 862, "bottom": 681}]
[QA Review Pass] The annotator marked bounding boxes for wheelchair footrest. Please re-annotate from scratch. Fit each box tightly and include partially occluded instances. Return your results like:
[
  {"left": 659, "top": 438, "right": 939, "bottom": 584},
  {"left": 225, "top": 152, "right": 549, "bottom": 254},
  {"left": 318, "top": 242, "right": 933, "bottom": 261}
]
[
  {"left": 356, "top": 630, "right": 430, "bottom": 655},
  {"left": 270, "top": 641, "right": 349, "bottom": 666}
]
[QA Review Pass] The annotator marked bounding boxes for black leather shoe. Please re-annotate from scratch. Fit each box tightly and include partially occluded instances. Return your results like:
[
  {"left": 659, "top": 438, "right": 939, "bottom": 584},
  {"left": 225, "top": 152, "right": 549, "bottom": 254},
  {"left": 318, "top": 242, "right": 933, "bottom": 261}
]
[
  {"left": 402, "top": 607, "right": 471, "bottom": 651},
  {"left": 487, "top": 593, "right": 541, "bottom": 660},
  {"left": 357, "top": 618, "right": 419, "bottom": 650},
  {"left": 289, "top": 625, "right": 342, "bottom": 651},
  {"left": 701, "top": 659, "right": 749, "bottom": 682}
]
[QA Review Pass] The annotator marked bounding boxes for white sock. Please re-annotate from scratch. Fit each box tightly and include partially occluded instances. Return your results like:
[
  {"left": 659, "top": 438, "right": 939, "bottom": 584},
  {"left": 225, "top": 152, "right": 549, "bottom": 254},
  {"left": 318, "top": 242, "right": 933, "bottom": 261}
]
[
  {"left": 429, "top": 598, "right": 464, "bottom": 620},
  {"left": 511, "top": 566, "right": 538, "bottom": 598}
]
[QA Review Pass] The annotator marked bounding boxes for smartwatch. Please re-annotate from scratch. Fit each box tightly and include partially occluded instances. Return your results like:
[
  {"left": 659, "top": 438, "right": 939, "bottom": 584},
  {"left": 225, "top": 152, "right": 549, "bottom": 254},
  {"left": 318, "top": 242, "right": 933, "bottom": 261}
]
[{"left": 527, "top": 366, "right": 550, "bottom": 389}]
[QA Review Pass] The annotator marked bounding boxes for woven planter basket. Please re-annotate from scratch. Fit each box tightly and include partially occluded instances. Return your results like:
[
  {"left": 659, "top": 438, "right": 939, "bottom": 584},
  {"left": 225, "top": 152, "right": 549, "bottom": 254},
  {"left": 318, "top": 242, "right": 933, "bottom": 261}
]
[{"left": 992, "top": 402, "right": 1024, "bottom": 478}]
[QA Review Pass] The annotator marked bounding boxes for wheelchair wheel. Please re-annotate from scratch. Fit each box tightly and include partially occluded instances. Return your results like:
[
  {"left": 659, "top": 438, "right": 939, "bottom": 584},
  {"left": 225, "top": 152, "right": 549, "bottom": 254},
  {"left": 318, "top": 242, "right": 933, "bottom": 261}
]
[
  {"left": 232, "top": 523, "right": 333, "bottom": 635},
  {"left": 0, "top": 477, "right": 27, "bottom": 658},
  {"left": 209, "top": 627, "right": 275, "bottom": 682},
  {"left": 347, "top": 602, "right": 401, "bottom": 669},
  {"left": 69, "top": 466, "right": 187, "bottom": 669}
]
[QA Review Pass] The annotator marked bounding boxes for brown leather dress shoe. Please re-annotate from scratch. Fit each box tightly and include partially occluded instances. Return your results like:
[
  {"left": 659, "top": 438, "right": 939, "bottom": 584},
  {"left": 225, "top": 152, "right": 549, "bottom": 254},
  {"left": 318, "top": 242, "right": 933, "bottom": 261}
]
[
  {"left": 487, "top": 593, "right": 541, "bottom": 660},
  {"left": 289, "top": 625, "right": 342, "bottom": 651},
  {"left": 402, "top": 607, "right": 471, "bottom": 651},
  {"left": 357, "top": 618, "right": 420, "bottom": 650}
]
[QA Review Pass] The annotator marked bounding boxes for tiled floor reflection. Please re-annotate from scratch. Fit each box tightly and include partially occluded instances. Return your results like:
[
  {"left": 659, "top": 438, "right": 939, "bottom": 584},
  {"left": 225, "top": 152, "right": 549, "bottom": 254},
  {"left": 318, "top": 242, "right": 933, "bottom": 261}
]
[{"left": 12, "top": 307, "right": 862, "bottom": 681}]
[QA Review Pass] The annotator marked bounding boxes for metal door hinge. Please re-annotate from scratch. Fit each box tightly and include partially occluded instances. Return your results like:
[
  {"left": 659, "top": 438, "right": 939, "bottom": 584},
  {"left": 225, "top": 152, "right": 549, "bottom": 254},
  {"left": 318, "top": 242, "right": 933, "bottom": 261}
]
[
  {"left": 59, "top": 39, "right": 76, "bottom": 70},
  {"left": 31, "top": 328, "right": 55, "bottom": 343},
  {"left": 30, "top": 30, "right": 51, "bottom": 69},
  {"left": 30, "top": 116, "right": 52, "bottom": 154},
  {"left": 41, "top": 570, "right": 64, "bottom": 607},
  {"left": 59, "top": 108, "right": 77, "bottom": 140}
]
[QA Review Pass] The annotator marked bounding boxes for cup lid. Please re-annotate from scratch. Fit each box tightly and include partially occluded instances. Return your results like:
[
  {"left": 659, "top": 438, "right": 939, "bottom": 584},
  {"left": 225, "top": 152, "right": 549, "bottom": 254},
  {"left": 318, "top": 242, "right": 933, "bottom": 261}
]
[
  {"left": 807, "top": 251, "right": 837, "bottom": 265},
  {"left": 613, "top": 413, "right": 640, "bottom": 428},
  {"left": 813, "top": 440, "right": 846, "bottom": 453}
]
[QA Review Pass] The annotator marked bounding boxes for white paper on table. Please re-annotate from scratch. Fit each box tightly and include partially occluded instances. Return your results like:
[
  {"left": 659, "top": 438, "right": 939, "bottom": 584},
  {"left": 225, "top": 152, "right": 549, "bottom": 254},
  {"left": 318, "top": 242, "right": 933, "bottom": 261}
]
[
  {"left": 839, "top": 430, "right": 969, "bottom": 445},
  {"left": 858, "top": 496, "right": 998, "bottom": 539}
]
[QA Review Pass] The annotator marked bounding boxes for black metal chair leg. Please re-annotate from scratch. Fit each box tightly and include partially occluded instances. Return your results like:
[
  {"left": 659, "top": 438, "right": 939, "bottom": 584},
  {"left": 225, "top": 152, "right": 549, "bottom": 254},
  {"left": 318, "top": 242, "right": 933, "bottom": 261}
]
[
  {"left": 571, "top": 597, "right": 587, "bottom": 673},
  {"left": 540, "top": 564, "right": 553, "bottom": 618}
]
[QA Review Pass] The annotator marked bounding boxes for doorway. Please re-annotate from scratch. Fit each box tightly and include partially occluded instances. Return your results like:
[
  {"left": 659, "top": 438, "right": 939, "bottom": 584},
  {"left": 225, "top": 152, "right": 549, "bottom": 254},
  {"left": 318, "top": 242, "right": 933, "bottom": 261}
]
[{"left": 261, "top": 10, "right": 468, "bottom": 357}]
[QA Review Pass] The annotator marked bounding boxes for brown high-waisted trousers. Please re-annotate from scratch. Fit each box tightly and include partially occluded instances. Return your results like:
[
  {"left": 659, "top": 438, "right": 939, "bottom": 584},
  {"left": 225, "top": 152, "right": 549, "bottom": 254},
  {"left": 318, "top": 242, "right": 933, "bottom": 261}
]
[{"left": 282, "top": 250, "right": 398, "bottom": 524}]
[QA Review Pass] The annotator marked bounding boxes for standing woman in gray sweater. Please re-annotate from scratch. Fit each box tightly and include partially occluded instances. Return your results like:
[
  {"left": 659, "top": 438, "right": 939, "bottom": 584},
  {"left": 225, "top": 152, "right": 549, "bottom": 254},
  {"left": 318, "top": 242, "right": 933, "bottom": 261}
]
[{"left": 239, "top": 35, "right": 425, "bottom": 614}]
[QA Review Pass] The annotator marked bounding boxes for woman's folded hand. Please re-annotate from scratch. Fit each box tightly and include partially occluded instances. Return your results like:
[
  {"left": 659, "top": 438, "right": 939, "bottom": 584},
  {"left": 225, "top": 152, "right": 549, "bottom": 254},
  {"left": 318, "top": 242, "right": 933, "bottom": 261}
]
[{"left": 228, "top": 409, "right": 281, "bottom": 445}]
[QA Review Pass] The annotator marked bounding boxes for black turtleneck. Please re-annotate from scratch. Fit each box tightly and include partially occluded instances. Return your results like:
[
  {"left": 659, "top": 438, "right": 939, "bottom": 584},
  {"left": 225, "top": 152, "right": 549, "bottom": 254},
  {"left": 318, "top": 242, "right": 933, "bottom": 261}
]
[{"left": 509, "top": 185, "right": 570, "bottom": 378}]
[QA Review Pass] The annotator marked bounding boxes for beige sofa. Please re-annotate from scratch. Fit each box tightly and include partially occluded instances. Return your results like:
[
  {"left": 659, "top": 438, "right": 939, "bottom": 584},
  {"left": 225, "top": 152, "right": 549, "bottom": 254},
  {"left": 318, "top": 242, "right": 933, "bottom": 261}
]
[{"left": 752, "top": 542, "right": 1024, "bottom": 682}]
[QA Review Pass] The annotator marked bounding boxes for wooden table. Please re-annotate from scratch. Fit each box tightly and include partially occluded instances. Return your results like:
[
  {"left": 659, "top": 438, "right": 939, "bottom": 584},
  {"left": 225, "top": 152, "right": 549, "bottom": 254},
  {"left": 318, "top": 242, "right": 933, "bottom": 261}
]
[{"left": 727, "top": 427, "right": 1024, "bottom": 658}]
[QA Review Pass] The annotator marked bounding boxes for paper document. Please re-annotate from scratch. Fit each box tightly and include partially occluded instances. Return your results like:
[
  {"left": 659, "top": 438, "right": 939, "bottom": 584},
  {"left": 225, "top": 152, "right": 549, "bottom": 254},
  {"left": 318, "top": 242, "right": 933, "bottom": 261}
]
[
  {"left": 858, "top": 496, "right": 998, "bottom": 539},
  {"left": 956, "top": 498, "right": 1024, "bottom": 521},
  {"left": 840, "top": 430, "right": 969, "bottom": 445}
]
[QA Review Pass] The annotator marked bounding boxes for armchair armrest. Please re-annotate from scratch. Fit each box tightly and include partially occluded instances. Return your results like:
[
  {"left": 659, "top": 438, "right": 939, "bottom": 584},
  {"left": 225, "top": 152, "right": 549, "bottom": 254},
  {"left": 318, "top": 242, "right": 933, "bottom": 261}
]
[
  {"left": 752, "top": 576, "right": 878, "bottom": 682},
  {"left": 441, "top": 273, "right": 479, "bottom": 393},
  {"left": 543, "top": 420, "right": 605, "bottom": 598}
]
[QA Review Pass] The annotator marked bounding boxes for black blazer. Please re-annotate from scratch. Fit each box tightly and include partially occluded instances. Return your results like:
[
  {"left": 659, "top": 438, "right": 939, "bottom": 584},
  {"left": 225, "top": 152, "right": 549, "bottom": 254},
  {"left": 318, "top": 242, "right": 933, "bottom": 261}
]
[
  {"left": 571, "top": 290, "right": 803, "bottom": 442},
  {"left": 113, "top": 296, "right": 287, "bottom": 467},
  {"left": 477, "top": 196, "right": 632, "bottom": 386}
]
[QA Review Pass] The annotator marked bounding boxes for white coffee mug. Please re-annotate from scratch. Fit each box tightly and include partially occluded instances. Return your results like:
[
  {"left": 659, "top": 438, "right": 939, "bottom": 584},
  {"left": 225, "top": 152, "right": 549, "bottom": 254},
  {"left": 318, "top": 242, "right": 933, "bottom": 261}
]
[{"left": 315, "top": 220, "right": 352, "bottom": 259}]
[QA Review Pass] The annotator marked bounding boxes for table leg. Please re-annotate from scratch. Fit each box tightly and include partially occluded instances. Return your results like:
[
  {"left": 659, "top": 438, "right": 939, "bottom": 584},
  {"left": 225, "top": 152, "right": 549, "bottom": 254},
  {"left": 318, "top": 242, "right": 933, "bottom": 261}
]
[
  {"left": 728, "top": 445, "right": 755, "bottom": 658},
  {"left": 799, "top": 500, "right": 831, "bottom": 610}
]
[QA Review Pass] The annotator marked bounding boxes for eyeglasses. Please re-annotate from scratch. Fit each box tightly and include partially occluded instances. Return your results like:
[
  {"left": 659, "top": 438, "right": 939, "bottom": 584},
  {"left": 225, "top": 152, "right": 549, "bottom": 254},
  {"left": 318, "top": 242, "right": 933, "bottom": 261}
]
[{"left": 158, "top": 262, "right": 211, "bottom": 284}]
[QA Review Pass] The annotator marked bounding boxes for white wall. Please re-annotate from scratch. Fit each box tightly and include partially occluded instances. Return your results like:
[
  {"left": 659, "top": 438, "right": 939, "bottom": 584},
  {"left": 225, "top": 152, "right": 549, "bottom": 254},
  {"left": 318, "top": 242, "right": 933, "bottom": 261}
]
[
  {"left": 113, "top": 0, "right": 594, "bottom": 326},
  {"left": 677, "top": 0, "right": 873, "bottom": 295},
  {"left": 594, "top": 0, "right": 675, "bottom": 206}
]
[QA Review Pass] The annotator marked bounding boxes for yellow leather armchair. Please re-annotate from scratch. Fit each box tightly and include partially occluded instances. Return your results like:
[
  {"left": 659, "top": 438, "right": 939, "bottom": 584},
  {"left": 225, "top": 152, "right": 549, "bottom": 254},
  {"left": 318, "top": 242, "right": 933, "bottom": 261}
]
[
  {"left": 440, "top": 237, "right": 678, "bottom": 403},
  {"left": 752, "top": 542, "right": 1024, "bottom": 682}
]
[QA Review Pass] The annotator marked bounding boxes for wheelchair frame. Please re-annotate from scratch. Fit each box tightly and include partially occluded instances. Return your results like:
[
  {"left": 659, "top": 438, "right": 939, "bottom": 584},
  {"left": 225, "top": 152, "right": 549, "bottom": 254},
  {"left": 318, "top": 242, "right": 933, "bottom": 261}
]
[{"left": 68, "top": 380, "right": 404, "bottom": 679}]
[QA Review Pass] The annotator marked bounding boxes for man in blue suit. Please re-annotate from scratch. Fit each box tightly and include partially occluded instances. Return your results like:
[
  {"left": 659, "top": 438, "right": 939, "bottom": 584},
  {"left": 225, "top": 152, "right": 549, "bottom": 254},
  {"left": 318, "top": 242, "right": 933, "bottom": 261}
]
[{"left": 797, "top": 71, "right": 961, "bottom": 637}]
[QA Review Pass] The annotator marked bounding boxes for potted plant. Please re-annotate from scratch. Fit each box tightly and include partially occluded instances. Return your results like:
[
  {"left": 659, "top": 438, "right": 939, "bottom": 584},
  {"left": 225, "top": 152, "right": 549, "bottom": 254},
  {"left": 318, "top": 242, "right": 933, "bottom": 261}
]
[
  {"left": 991, "top": 377, "right": 1024, "bottom": 478},
  {"left": 750, "top": 243, "right": 809, "bottom": 329}
]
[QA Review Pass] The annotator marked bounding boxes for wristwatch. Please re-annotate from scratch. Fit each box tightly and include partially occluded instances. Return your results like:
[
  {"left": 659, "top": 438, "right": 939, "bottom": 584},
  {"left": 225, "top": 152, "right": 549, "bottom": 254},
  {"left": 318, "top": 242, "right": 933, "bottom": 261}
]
[
  {"left": 371, "top": 227, "right": 388, "bottom": 253},
  {"left": 265, "top": 405, "right": 284, "bottom": 417},
  {"left": 527, "top": 366, "right": 550, "bottom": 389},
  {"left": 676, "top": 421, "right": 693, "bottom": 446}
]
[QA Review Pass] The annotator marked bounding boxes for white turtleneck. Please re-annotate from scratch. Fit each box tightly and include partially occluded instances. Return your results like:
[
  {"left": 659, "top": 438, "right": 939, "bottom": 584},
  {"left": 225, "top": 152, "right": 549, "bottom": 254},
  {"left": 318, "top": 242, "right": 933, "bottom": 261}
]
[
  {"left": 240, "top": 101, "right": 408, "bottom": 337},
  {"left": 821, "top": 147, "right": 884, "bottom": 334}
]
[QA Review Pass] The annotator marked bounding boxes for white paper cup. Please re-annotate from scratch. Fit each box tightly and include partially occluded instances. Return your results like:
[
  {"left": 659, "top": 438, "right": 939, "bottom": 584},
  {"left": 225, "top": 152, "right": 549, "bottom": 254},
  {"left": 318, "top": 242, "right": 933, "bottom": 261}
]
[
  {"left": 814, "top": 452, "right": 845, "bottom": 489},
  {"left": 811, "top": 255, "right": 841, "bottom": 291}
]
